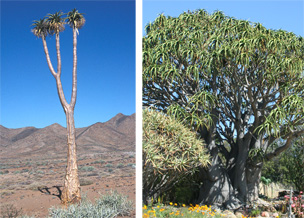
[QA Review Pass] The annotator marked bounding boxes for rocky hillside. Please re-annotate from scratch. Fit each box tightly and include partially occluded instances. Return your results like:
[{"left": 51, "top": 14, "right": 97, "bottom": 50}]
[{"left": 0, "top": 113, "right": 135, "bottom": 159}]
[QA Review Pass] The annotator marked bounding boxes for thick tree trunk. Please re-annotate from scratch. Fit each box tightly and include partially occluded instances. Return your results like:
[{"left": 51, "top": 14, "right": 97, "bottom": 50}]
[
  {"left": 197, "top": 131, "right": 262, "bottom": 208},
  {"left": 197, "top": 156, "right": 262, "bottom": 209},
  {"left": 197, "top": 156, "right": 242, "bottom": 209},
  {"left": 61, "top": 108, "right": 81, "bottom": 205},
  {"left": 246, "top": 162, "right": 263, "bottom": 203}
]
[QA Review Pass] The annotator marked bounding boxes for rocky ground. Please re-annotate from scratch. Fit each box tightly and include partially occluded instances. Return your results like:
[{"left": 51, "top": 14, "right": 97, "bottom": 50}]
[
  {"left": 0, "top": 151, "right": 135, "bottom": 217},
  {"left": 0, "top": 113, "right": 136, "bottom": 217}
]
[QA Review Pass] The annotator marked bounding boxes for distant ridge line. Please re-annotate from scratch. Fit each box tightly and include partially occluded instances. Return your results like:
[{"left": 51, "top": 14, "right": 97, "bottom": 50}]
[{"left": 0, "top": 113, "right": 135, "bottom": 159}]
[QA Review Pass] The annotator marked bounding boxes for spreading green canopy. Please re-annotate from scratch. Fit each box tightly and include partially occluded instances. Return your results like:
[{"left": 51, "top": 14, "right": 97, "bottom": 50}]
[
  {"left": 143, "top": 10, "right": 304, "bottom": 204},
  {"left": 143, "top": 9, "right": 304, "bottom": 148}
]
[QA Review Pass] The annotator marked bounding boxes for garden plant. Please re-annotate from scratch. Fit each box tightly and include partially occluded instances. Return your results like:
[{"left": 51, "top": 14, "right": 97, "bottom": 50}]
[
  {"left": 284, "top": 191, "right": 304, "bottom": 218},
  {"left": 143, "top": 108, "right": 210, "bottom": 204}
]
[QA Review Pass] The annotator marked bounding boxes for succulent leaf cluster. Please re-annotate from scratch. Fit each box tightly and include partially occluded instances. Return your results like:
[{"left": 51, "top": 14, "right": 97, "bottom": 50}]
[{"left": 143, "top": 108, "right": 210, "bottom": 203}]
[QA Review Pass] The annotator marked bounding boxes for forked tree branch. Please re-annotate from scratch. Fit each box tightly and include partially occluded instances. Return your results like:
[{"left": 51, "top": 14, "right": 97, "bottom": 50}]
[{"left": 70, "top": 27, "right": 78, "bottom": 108}]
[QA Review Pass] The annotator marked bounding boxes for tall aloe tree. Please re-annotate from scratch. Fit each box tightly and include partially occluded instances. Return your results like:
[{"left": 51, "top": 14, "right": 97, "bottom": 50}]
[
  {"left": 143, "top": 10, "right": 304, "bottom": 208},
  {"left": 32, "top": 9, "right": 85, "bottom": 205}
]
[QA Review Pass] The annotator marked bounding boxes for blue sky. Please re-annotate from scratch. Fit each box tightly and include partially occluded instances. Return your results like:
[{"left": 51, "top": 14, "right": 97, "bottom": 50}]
[
  {"left": 143, "top": 0, "right": 304, "bottom": 37},
  {"left": 1, "top": 0, "right": 303, "bottom": 129},
  {"left": 1, "top": 1, "right": 135, "bottom": 128}
]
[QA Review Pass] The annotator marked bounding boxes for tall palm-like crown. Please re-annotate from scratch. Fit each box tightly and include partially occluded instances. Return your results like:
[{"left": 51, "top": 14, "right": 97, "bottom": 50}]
[
  {"left": 31, "top": 18, "right": 49, "bottom": 38},
  {"left": 46, "top": 11, "right": 66, "bottom": 35},
  {"left": 66, "top": 9, "right": 85, "bottom": 30}
]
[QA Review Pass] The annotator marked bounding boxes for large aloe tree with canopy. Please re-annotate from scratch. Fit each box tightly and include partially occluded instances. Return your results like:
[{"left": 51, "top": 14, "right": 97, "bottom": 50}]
[
  {"left": 32, "top": 9, "right": 85, "bottom": 205},
  {"left": 143, "top": 10, "right": 304, "bottom": 208}
]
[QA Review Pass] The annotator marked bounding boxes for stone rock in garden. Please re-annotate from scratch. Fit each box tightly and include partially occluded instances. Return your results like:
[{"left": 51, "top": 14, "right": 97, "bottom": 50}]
[
  {"left": 261, "top": 211, "right": 270, "bottom": 217},
  {"left": 269, "top": 206, "right": 276, "bottom": 212},
  {"left": 272, "top": 212, "right": 279, "bottom": 217},
  {"left": 235, "top": 212, "right": 243, "bottom": 218},
  {"left": 223, "top": 210, "right": 237, "bottom": 218},
  {"left": 256, "top": 198, "right": 272, "bottom": 207}
]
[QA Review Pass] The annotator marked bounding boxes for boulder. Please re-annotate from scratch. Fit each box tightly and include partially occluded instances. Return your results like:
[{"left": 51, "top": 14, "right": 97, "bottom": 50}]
[
  {"left": 223, "top": 210, "right": 237, "bottom": 218},
  {"left": 235, "top": 212, "right": 244, "bottom": 218},
  {"left": 261, "top": 211, "right": 270, "bottom": 217}
]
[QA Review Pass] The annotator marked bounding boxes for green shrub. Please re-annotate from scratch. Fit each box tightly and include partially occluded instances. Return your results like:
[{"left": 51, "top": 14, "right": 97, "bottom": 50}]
[
  {"left": 36, "top": 170, "right": 45, "bottom": 174},
  {"left": 92, "top": 160, "right": 105, "bottom": 164},
  {"left": 79, "top": 166, "right": 95, "bottom": 172},
  {"left": 49, "top": 191, "right": 133, "bottom": 218},
  {"left": 127, "top": 163, "right": 135, "bottom": 168},
  {"left": 250, "top": 208, "right": 261, "bottom": 217},
  {"left": 143, "top": 108, "right": 210, "bottom": 204},
  {"left": 0, "top": 170, "right": 9, "bottom": 175},
  {"left": 79, "top": 178, "right": 94, "bottom": 186},
  {"left": 117, "top": 163, "right": 124, "bottom": 168},
  {"left": 281, "top": 136, "right": 304, "bottom": 191},
  {"left": 262, "top": 136, "right": 304, "bottom": 191},
  {"left": 0, "top": 204, "right": 25, "bottom": 218}
]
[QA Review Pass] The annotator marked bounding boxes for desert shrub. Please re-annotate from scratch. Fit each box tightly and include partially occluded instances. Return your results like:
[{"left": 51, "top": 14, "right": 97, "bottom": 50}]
[
  {"left": 0, "top": 204, "right": 23, "bottom": 218},
  {"left": 127, "top": 163, "right": 136, "bottom": 168},
  {"left": 49, "top": 191, "right": 133, "bottom": 218},
  {"left": 143, "top": 108, "right": 210, "bottom": 204},
  {"left": 36, "top": 170, "right": 45, "bottom": 174},
  {"left": 92, "top": 160, "right": 105, "bottom": 164},
  {"left": 116, "top": 163, "right": 124, "bottom": 168},
  {"left": 105, "top": 164, "right": 113, "bottom": 168},
  {"left": 79, "top": 166, "right": 95, "bottom": 172},
  {"left": 0, "top": 170, "right": 9, "bottom": 175},
  {"left": 79, "top": 178, "right": 94, "bottom": 186}
]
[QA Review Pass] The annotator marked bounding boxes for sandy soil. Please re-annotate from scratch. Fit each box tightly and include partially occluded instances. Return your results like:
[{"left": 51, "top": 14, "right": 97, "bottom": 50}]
[{"left": 0, "top": 152, "right": 135, "bottom": 217}]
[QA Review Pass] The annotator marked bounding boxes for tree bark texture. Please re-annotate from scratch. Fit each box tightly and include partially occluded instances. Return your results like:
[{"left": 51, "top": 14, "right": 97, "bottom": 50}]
[
  {"left": 196, "top": 146, "right": 263, "bottom": 209},
  {"left": 61, "top": 108, "right": 81, "bottom": 204},
  {"left": 41, "top": 32, "right": 81, "bottom": 205},
  {"left": 195, "top": 128, "right": 295, "bottom": 209}
]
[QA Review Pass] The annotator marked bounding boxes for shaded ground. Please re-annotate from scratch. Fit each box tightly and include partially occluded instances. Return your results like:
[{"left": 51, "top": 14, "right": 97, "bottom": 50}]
[{"left": 0, "top": 151, "right": 135, "bottom": 217}]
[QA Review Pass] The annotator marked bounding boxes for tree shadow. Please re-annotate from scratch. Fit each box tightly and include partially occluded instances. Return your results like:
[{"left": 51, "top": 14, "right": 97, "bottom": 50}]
[{"left": 38, "top": 185, "right": 62, "bottom": 200}]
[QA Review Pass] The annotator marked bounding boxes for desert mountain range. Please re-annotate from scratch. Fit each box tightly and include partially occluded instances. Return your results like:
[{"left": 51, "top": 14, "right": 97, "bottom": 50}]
[{"left": 0, "top": 113, "right": 135, "bottom": 159}]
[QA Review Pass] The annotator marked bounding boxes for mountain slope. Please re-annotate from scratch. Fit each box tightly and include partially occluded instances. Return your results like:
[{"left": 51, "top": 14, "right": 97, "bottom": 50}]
[{"left": 0, "top": 113, "right": 135, "bottom": 159}]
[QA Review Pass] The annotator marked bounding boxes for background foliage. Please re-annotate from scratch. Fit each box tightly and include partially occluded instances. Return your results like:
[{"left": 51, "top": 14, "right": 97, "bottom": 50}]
[{"left": 262, "top": 136, "right": 304, "bottom": 191}]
